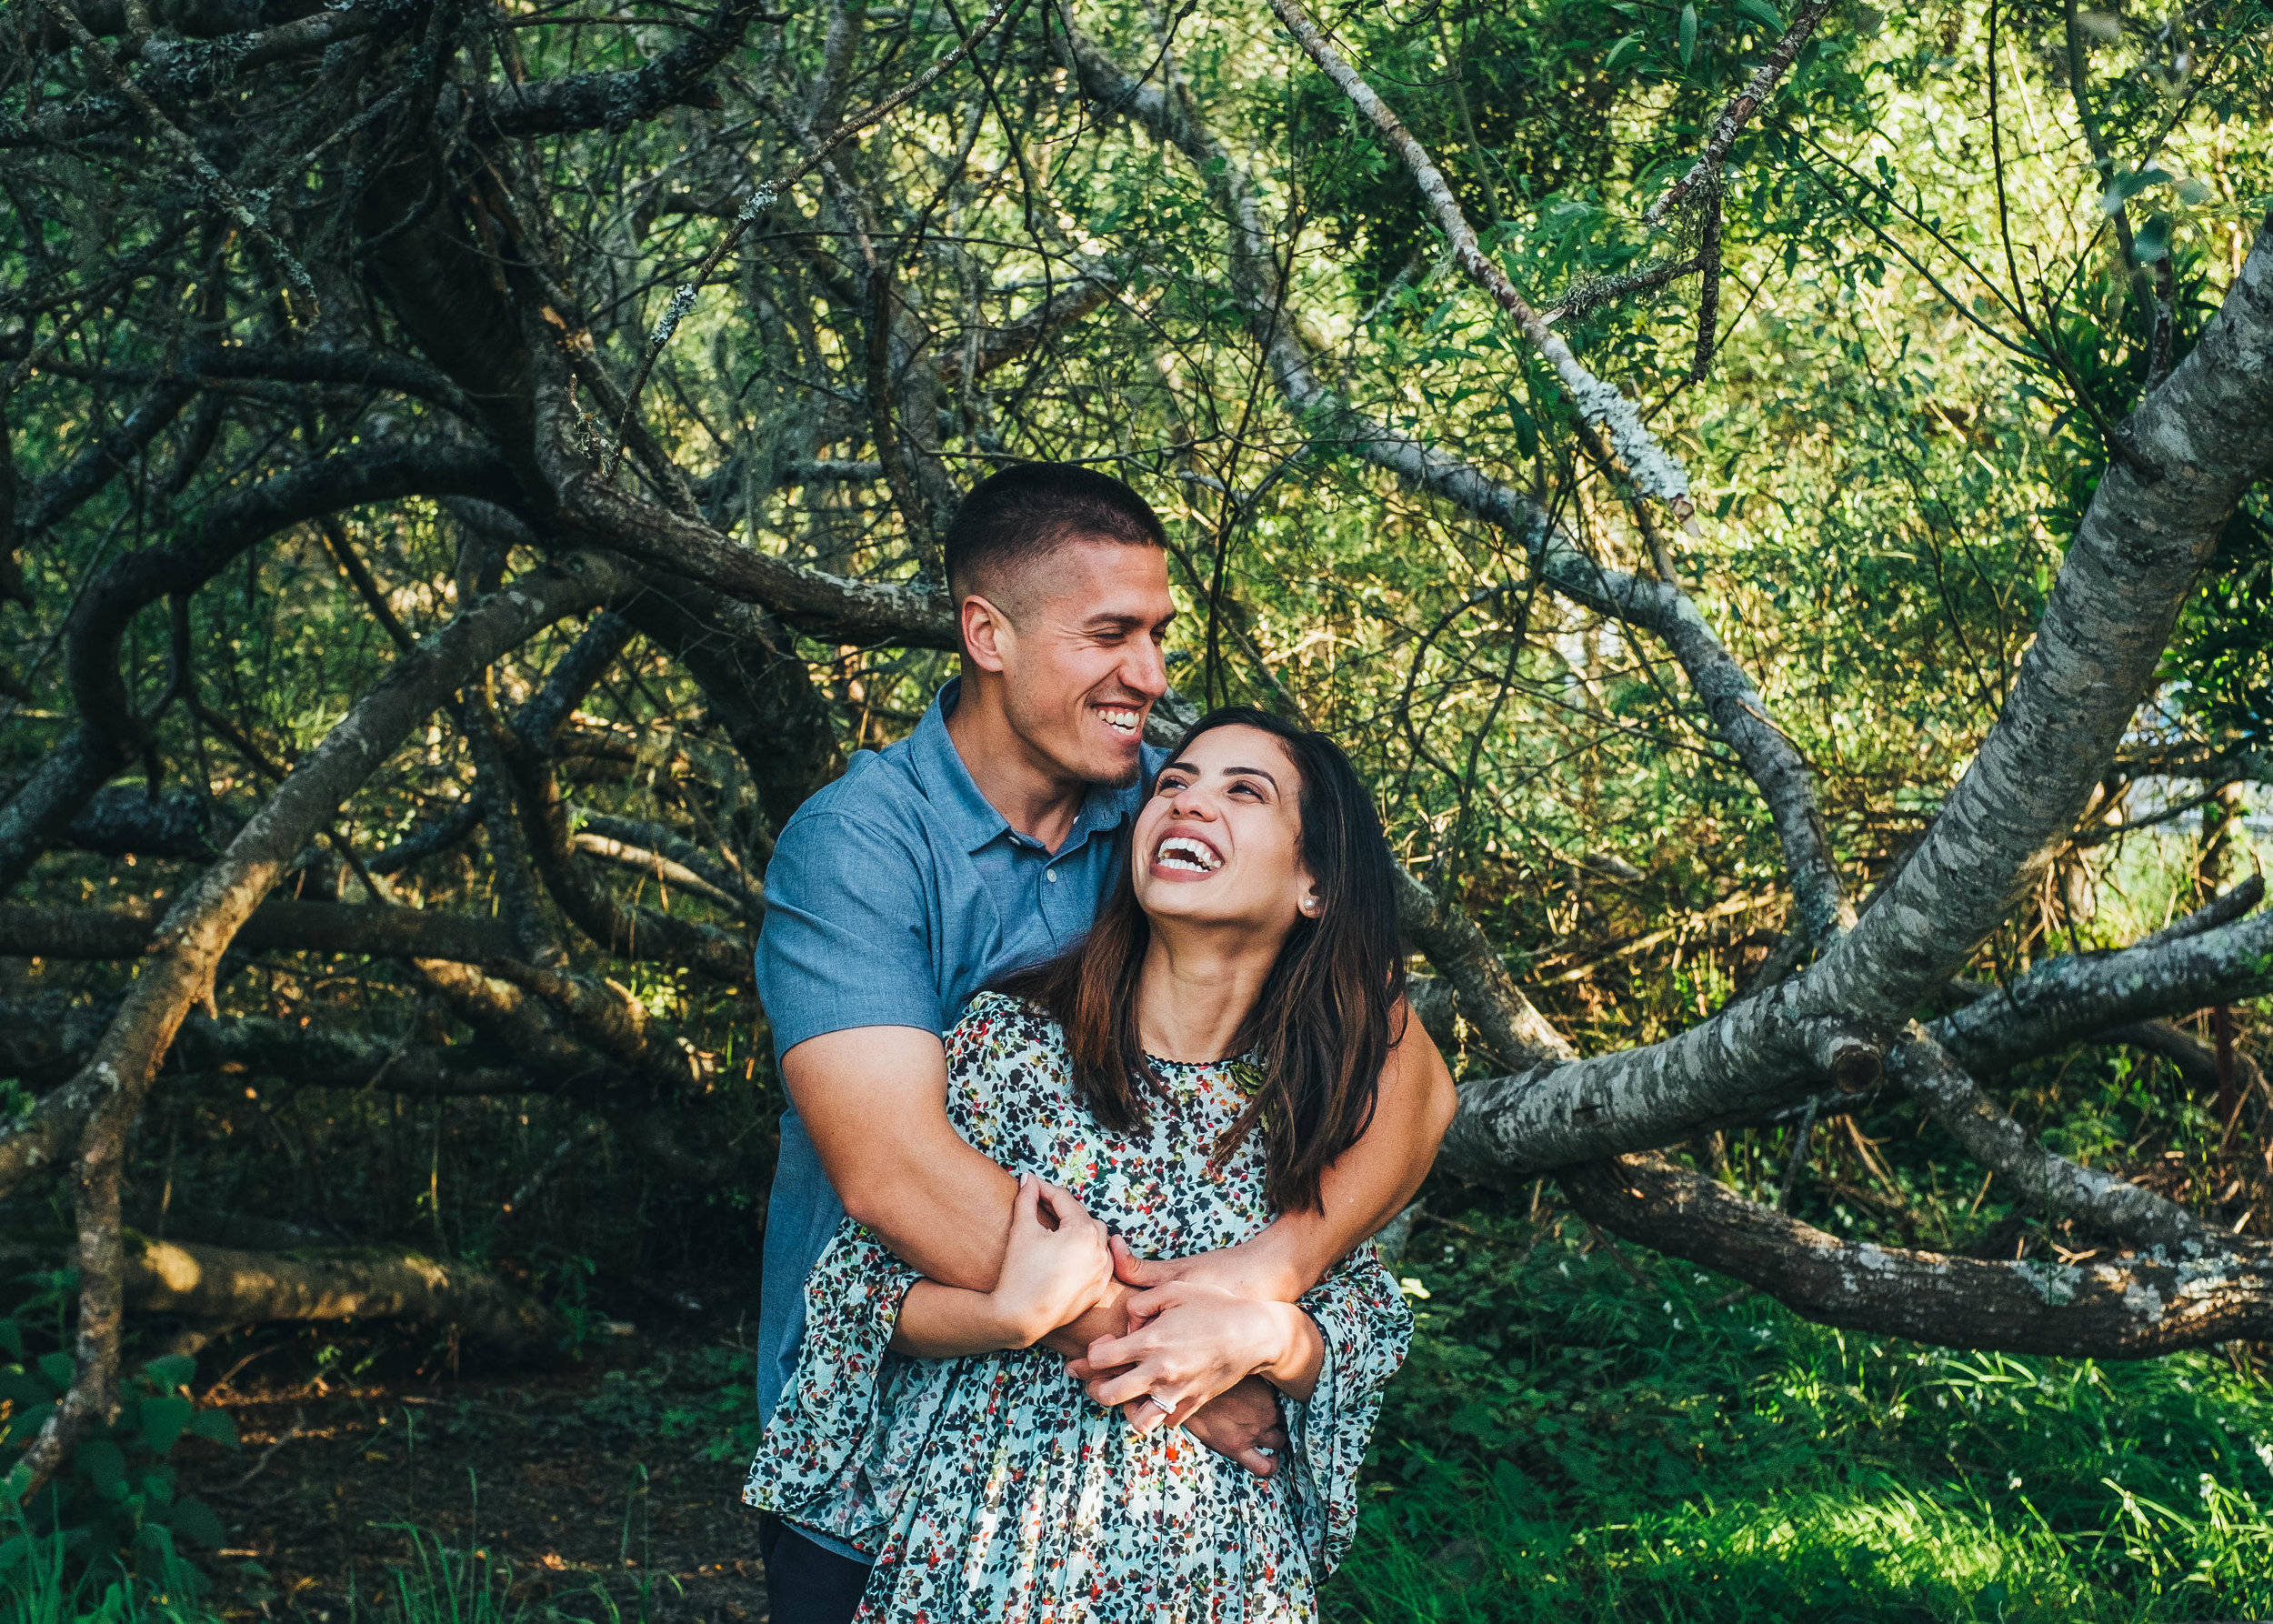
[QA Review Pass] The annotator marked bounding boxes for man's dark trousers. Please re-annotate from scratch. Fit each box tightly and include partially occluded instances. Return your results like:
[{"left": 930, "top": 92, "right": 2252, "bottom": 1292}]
[{"left": 757, "top": 1512, "right": 868, "bottom": 1623}]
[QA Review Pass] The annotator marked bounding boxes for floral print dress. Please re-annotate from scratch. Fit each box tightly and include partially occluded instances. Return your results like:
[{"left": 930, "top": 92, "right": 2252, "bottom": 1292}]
[{"left": 744, "top": 991, "right": 1412, "bottom": 1623}]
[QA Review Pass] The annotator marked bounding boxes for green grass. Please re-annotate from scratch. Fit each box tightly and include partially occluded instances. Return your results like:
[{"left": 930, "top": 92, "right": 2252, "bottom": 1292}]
[
  {"left": 1328, "top": 1214, "right": 2273, "bottom": 1622},
  {"left": 0, "top": 1509, "right": 206, "bottom": 1624}
]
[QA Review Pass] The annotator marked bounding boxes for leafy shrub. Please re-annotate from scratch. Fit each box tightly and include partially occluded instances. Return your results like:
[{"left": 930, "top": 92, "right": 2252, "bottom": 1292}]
[{"left": 0, "top": 1272, "right": 236, "bottom": 1605}]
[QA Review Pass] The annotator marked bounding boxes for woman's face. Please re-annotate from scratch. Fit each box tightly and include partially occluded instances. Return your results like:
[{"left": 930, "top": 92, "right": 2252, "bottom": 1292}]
[{"left": 1131, "top": 724, "right": 1319, "bottom": 935}]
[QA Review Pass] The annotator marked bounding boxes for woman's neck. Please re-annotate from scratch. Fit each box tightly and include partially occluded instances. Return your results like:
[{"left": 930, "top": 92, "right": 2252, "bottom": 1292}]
[{"left": 1134, "top": 920, "right": 1284, "bottom": 1062}]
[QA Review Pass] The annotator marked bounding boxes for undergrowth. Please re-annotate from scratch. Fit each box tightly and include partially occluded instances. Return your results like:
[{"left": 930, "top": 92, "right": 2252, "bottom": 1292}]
[
  {"left": 1329, "top": 1210, "right": 2273, "bottom": 1622},
  {"left": 11, "top": 1219, "right": 2272, "bottom": 1622}
]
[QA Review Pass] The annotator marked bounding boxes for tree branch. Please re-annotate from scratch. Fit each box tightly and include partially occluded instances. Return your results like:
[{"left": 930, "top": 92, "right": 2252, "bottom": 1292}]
[
  {"left": 1565, "top": 1154, "right": 2273, "bottom": 1357},
  {"left": 0, "top": 898, "right": 518, "bottom": 962}
]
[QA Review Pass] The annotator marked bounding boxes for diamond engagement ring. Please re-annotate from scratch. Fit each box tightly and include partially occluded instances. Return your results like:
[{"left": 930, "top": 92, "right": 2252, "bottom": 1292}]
[{"left": 1143, "top": 1395, "right": 1174, "bottom": 1418}]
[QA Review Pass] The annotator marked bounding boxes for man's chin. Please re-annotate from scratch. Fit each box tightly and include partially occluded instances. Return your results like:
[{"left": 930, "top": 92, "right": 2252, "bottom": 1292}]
[{"left": 1092, "top": 751, "right": 1143, "bottom": 789}]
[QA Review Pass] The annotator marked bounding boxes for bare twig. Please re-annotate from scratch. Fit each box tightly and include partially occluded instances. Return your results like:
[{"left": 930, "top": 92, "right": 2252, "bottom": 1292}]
[{"left": 608, "top": 0, "right": 1024, "bottom": 473}]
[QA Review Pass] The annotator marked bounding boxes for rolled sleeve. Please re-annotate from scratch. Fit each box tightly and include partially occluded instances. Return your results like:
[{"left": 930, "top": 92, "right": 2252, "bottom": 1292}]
[{"left": 756, "top": 810, "right": 944, "bottom": 1058}]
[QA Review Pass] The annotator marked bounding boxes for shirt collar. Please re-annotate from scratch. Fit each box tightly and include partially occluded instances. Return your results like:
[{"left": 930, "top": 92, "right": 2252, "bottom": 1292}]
[{"left": 911, "top": 678, "right": 1147, "bottom": 857}]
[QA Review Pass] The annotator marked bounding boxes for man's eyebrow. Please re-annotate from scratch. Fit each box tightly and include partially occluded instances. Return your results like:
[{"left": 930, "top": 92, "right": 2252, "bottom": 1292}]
[{"left": 1080, "top": 610, "right": 1171, "bottom": 629}]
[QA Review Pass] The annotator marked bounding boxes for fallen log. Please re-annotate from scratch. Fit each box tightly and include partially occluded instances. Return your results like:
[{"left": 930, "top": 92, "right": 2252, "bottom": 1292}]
[{"left": 1, "top": 1235, "right": 566, "bottom": 1358}]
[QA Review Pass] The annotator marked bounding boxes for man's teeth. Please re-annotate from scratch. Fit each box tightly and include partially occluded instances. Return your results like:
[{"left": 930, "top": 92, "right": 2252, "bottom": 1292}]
[
  {"left": 1156, "top": 836, "right": 1221, "bottom": 874},
  {"left": 1097, "top": 707, "right": 1139, "bottom": 735}
]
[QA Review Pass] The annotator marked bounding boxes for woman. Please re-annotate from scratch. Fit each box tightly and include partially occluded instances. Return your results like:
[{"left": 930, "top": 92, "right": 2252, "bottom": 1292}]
[{"left": 745, "top": 707, "right": 1415, "bottom": 1621}]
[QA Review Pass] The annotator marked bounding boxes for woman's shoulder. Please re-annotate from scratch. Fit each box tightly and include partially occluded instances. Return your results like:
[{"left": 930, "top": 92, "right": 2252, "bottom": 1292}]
[{"left": 946, "top": 990, "right": 1068, "bottom": 1065}]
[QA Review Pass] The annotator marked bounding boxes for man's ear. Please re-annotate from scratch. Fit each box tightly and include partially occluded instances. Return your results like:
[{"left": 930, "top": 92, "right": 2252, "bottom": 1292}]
[{"left": 961, "top": 593, "right": 1013, "bottom": 673}]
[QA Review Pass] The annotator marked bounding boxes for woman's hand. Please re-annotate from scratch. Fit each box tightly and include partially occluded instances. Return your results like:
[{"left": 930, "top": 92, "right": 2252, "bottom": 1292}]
[
  {"left": 1068, "top": 1279, "right": 1325, "bottom": 1430},
  {"left": 983, "top": 1173, "right": 1116, "bottom": 1348}
]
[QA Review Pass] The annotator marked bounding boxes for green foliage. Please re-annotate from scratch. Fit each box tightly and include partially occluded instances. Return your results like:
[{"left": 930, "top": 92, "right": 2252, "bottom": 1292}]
[
  {"left": 0, "top": 1277, "right": 235, "bottom": 1600},
  {"left": 575, "top": 1345, "right": 763, "bottom": 1466},
  {"left": 0, "top": 1502, "right": 209, "bottom": 1624},
  {"left": 1333, "top": 1217, "right": 2273, "bottom": 1621},
  {"left": 2166, "top": 506, "right": 2273, "bottom": 743}
]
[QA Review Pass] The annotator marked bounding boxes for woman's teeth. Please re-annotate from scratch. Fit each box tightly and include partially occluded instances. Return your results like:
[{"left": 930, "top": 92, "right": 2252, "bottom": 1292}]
[
  {"left": 1156, "top": 836, "right": 1221, "bottom": 873},
  {"left": 1097, "top": 707, "right": 1139, "bottom": 736}
]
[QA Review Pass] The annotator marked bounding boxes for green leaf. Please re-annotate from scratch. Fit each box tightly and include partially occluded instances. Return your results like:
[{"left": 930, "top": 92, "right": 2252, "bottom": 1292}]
[
  {"left": 2175, "top": 175, "right": 2215, "bottom": 206},
  {"left": 76, "top": 1439, "right": 128, "bottom": 1500},
  {"left": 141, "top": 1354, "right": 197, "bottom": 1392},
  {"left": 1679, "top": 3, "right": 1699, "bottom": 63},
  {"left": 0, "top": 1319, "right": 21, "bottom": 1359},
  {"left": 141, "top": 1394, "right": 195, "bottom": 1457},
  {"left": 2099, "top": 165, "right": 2173, "bottom": 213},
  {"left": 35, "top": 1353, "right": 72, "bottom": 1391},
  {"left": 169, "top": 1496, "right": 226, "bottom": 1549},
  {"left": 2133, "top": 213, "right": 2173, "bottom": 263},
  {"left": 5, "top": 1403, "right": 56, "bottom": 1445},
  {"left": 1736, "top": 0, "right": 1785, "bottom": 31},
  {"left": 0, "top": 1371, "right": 51, "bottom": 1406},
  {"left": 1604, "top": 31, "right": 1647, "bottom": 71},
  {"left": 188, "top": 1408, "right": 240, "bottom": 1449}
]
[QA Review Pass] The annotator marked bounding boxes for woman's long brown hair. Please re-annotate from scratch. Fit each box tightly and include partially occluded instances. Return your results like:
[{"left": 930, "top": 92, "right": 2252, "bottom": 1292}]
[{"left": 996, "top": 707, "right": 1405, "bottom": 1214}]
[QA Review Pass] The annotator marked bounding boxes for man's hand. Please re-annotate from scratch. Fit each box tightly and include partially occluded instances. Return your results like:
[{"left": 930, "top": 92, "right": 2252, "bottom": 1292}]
[{"left": 1177, "top": 1378, "right": 1287, "bottom": 1479}]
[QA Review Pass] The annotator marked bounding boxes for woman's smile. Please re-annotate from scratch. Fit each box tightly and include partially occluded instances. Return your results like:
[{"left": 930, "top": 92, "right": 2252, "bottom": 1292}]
[{"left": 1151, "top": 831, "right": 1224, "bottom": 877}]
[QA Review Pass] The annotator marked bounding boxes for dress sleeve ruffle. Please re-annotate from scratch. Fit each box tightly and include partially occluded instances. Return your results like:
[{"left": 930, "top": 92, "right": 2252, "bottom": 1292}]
[
  {"left": 1277, "top": 1249, "right": 1415, "bottom": 1576},
  {"left": 741, "top": 1218, "right": 926, "bottom": 1553}
]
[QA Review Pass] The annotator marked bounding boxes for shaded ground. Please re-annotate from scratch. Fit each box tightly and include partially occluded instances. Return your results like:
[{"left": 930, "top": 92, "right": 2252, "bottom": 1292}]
[{"left": 172, "top": 1316, "right": 769, "bottom": 1624}]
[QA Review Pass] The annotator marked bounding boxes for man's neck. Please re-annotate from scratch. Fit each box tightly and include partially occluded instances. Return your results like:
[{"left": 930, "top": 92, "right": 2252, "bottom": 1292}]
[{"left": 944, "top": 677, "right": 1090, "bottom": 852}]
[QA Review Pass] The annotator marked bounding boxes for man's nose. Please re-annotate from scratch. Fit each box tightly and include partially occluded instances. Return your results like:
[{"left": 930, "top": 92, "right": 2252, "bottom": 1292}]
[{"left": 1120, "top": 637, "right": 1168, "bottom": 701}]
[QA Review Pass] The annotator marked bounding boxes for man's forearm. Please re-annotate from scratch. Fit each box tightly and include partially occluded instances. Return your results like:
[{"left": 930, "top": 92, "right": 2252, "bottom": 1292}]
[
  {"left": 786, "top": 1027, "right": 1025, "bottom": 1293},
  {"left": 1209, "top": 1011, "right": 1457, "bottom": 1299},
  {"left": 834, "top": 1138, "right": 1023, "bottom": 1292}
]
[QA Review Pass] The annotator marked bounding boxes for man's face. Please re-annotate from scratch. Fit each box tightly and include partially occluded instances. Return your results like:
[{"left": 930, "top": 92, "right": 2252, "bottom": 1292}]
[{"left": 964, "top": 538, "right": 1176, "bottom": 787}]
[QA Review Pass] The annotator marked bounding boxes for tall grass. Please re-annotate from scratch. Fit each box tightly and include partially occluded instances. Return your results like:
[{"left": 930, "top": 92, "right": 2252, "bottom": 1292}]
[
  {"left": 0, "top": 1510, "right": 205, "bottom": 1624},
  {"left": 1330, "top": 1215, "right": 2273, "bottom": 1622}
]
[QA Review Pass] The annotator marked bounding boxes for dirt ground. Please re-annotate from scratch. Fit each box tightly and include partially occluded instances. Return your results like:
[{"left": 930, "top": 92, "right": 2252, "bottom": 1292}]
[{"left": 171, "top": 1316, "right": 772, "bottom": 1624}]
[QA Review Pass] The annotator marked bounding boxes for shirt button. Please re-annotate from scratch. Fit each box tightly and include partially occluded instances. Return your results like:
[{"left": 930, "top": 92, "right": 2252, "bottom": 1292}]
[{"left": 1046, "top": 869, "right": 1060, "bottom": 884}]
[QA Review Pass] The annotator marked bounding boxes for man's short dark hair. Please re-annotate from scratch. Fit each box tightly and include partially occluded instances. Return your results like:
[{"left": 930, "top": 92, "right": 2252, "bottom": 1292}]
[{"left": 943, "top": 463, "right": 1167, "bottom": 604}]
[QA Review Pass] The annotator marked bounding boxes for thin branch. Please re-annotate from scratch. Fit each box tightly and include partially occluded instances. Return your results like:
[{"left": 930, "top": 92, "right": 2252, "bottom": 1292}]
[{"left": 1643, "top": 0, "right": 1838, "bottom": 226}]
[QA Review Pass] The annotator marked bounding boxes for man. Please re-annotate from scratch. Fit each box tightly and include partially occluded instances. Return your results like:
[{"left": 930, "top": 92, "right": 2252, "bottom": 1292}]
[{"left": 752, "top": 463, "right": 1456, "bottom": 1620}]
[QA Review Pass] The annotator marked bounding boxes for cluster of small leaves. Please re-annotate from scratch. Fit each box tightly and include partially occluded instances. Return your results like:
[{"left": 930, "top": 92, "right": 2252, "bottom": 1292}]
[{"left": 0, "top": 1273, "right": 237, "bottom": 1595}]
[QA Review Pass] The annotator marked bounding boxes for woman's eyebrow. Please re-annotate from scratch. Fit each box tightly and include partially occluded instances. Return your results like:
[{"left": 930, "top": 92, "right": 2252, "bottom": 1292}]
[{"left": 1160, "top": 757, "right": 1279, "bottom": 787}]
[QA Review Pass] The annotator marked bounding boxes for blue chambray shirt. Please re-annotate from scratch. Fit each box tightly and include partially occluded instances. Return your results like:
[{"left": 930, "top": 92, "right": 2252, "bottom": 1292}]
[{"left": 752, "top": 678, "right": 1165, "bottom": 1561}]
